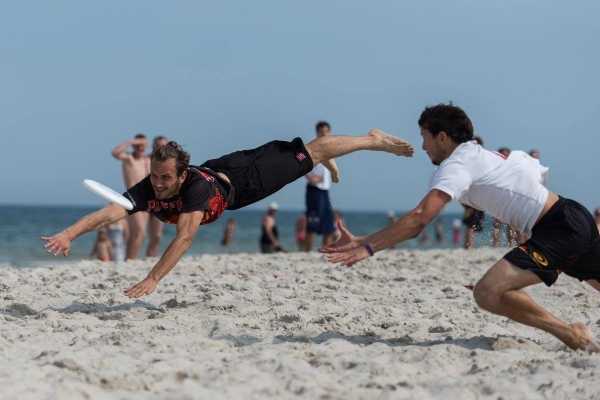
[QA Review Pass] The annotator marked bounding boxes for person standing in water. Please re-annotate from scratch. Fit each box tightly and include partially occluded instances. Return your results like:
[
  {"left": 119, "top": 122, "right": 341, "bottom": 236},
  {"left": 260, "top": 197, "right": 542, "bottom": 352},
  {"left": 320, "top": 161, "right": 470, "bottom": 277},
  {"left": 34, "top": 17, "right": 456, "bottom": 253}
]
[{"left": 260, "top": 202, "right": 283, "bottom": 253}]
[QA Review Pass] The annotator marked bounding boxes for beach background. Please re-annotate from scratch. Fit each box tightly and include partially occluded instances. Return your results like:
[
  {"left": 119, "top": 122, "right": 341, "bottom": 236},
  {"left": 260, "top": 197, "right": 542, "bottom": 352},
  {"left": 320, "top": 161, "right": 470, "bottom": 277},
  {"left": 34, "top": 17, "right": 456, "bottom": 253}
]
[
  {"left": 0, "top": 205, "right": 489, "bottom": 267},
  {"left": 2, "top": 0, "right": 600, "bottom": 398}
]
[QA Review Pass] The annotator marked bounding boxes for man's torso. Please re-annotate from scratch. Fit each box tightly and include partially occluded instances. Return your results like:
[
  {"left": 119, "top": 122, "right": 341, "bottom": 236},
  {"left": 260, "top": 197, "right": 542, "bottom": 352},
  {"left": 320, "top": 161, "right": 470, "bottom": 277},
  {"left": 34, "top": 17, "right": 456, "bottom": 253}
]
[
  {"left": 431, "top": 141, "right": 549, "bottom": 236},
  {"left": 122, "top": 155, "right": 150, "bottom": 189},
  {"left": 124, "top": 167, "right": 228, "bottom": 225}
]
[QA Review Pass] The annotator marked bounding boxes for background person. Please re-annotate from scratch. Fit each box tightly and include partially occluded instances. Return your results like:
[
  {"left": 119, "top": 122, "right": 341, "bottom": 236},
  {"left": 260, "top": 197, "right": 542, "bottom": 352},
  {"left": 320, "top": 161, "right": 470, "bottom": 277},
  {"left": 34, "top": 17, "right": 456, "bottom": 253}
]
[
  {"left": 221, "top": 218, "right": 236, "bottom": 247},
  {"left": 107, "top": 219, "right": 128, "bottom": 262},
  {"left": 90, "top": 228, "right": 112, "bottom": 262},
  {"left": 260, "top": 202, "right": 283, "bottom": 253},
  {"left": 305, "top": 121, "right": 338, "bottom": 251},
  {"left": 111, "top": 133, "right": 151, "bottom": 260}
]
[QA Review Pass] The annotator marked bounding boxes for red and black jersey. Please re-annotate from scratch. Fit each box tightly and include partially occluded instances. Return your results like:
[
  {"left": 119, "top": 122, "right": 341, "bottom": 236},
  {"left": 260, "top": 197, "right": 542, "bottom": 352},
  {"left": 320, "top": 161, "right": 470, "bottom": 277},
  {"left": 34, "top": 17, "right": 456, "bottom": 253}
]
[{"left": 123, "top": 167, "right": 230, "bottom": 225}]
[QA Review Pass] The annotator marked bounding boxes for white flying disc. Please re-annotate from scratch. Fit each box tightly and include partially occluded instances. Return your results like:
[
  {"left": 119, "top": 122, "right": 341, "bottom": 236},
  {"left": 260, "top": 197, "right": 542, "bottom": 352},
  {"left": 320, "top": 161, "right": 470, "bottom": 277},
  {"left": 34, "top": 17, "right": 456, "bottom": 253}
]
[{"left": 83, "top": 179, "right": 134, "bottom": 210}]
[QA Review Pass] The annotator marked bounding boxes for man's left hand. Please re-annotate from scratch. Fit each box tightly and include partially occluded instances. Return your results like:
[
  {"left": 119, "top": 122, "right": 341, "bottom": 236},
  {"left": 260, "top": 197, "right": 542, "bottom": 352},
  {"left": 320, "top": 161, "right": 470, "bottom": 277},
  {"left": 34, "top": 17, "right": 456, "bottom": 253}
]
[
  {"left": 325, "top": 245, "right": 370, "bottom": 267},
  {"left": 124, "top": 276, "right": 158, "bottom": 298}
]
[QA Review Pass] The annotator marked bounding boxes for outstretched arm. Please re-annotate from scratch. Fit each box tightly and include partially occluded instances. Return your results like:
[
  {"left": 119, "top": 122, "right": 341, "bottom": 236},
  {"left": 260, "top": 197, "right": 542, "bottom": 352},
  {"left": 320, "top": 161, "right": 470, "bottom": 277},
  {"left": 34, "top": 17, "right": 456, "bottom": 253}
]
[
  {"left": 41, "top": 204, "right": 127, "bottom": 256},
  {"left": 124, "top": 211, "right": 204, "bottom": 298},
  {"left": 324, "top": 190, "right": 451, "bottom": 266}
]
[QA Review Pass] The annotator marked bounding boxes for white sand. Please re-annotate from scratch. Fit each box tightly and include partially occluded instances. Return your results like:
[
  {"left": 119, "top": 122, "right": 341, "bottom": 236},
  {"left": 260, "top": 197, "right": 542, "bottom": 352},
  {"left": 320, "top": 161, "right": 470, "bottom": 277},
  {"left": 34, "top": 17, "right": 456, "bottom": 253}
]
[{"left": 1, "top": 248, "right": 600, "bottom": 399}]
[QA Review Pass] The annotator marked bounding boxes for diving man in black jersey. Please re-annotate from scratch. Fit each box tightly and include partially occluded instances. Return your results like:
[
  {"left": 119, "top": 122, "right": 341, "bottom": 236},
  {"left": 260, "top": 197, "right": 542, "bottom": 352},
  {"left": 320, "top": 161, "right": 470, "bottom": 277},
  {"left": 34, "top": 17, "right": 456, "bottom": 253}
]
[{"left": 42, "top": 130, "right": 413, "bottom": 298}]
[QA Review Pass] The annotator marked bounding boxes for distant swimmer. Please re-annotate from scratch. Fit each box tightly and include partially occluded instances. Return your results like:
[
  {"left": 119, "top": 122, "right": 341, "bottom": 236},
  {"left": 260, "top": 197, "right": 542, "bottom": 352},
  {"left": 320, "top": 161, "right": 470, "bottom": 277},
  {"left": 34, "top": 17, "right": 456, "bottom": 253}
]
[
  {"left": 324, "top": 103, "right": 600, "bottom": 352},
  {"left": 42, "top": 130, "right": 413, "bottom": 299}
]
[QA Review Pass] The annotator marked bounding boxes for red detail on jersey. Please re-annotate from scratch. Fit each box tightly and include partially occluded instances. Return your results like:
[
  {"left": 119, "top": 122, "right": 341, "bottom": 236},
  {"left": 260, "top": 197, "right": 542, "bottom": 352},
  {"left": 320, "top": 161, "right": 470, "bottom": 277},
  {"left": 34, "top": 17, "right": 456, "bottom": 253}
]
[
  {"left": 148, "top": 199, "right": 184, "bottom": 214},
  {"left": 201, "top": 191, "right": 227, "bottom": 225},
  {"left": 295, "top": 152, "right": 307, "bottom": 162}
]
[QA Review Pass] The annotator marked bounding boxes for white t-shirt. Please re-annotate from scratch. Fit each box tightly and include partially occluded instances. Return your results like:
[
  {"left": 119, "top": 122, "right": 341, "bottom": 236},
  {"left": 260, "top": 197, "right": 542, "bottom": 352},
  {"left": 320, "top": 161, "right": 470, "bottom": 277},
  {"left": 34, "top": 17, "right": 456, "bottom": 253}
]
[
  {"left": 307, "top": 163, "right": 331, "bottom": 191},
  {"left": 429, "top": 141, "right": 550, "bottom": 237}
]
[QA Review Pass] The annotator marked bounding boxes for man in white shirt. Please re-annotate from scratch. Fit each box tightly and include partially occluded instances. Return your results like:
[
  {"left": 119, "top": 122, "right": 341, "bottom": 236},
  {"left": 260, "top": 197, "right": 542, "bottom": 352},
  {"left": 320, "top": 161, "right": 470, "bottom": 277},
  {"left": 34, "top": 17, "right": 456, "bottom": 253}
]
[
  {"left": 324, "top": 103, "right": 600, "bottom": 351},
  {"left": 304, "top": 121, "right": 339, "bottom": 250}
]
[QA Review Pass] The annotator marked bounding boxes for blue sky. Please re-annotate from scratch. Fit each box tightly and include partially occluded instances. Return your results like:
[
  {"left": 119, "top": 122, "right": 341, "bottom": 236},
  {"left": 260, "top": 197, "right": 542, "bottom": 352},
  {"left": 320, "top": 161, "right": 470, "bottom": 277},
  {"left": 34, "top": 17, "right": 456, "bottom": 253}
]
[{"left": 1, "top": 1, "right": 599, "bottom": 212}]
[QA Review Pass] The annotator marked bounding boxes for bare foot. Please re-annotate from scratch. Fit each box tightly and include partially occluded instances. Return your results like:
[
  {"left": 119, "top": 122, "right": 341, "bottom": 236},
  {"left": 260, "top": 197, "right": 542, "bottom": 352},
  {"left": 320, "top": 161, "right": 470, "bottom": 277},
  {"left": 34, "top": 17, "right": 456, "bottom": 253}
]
[
  {"left": 567, "top": 323, "right": 600, "bottom": 352},
  {"left": 368, "top": 129, "right": 414, "bottom": 157}
]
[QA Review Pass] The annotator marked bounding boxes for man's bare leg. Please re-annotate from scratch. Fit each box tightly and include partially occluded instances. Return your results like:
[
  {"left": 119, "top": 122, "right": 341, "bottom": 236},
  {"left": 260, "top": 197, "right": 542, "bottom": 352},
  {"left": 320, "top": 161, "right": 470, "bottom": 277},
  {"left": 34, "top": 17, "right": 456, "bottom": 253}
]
[
  {"left": 586, "top": 279, "right": 600, "bottom": 292},
  {"left": 304, "top": 129, "right": 413, "bottom": 166},
  {"left": 146, "top": 215, "right": 163, "bottom": 257},
  {"left": 126, "top": 212, "right": 149, "bottom": 260},
  {"left": 473, "top": 258, "right": 599, "bottom": 351},
  {"left": 304, "top": 232, "right": 314, "bottom": 252}
]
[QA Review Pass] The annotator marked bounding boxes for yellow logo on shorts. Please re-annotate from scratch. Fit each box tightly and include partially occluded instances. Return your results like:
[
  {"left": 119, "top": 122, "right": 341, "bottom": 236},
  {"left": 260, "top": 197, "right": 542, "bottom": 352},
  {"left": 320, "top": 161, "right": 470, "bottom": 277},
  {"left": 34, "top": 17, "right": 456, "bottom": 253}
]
[{"left": 531, "top": 250, "right": 549, "bottom": 267}]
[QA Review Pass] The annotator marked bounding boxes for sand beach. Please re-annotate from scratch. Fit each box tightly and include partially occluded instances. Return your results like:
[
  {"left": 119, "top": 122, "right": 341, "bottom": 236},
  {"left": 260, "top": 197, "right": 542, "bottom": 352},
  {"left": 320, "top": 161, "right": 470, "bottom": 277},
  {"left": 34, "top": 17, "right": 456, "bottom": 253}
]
[{"left": 1, "top": 249, "right": 600, "bottom": 399}]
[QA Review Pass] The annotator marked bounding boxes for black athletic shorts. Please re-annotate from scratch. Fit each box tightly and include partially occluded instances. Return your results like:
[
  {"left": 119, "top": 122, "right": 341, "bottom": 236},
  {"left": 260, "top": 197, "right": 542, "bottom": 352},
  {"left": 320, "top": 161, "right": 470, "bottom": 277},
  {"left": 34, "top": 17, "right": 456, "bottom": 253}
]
[
  {"left": 200, "top": 137, "right": 314, "bottom": 210},
  {"left": 504, "top": 197, "right": 600, "bottom": 286}
]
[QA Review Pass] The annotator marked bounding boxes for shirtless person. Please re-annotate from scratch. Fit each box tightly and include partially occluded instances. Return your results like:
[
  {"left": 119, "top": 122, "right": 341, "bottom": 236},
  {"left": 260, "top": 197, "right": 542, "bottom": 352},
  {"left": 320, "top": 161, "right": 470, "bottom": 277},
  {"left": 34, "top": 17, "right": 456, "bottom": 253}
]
[
  {"left": 42, "top": 130, "right": 413, "bottom": 299},
  {"left": 111, "top": 134, "right": 152, "bottom": 259},
  {"left": 324, "top": 104, "right": 600, "bottom": 352}
]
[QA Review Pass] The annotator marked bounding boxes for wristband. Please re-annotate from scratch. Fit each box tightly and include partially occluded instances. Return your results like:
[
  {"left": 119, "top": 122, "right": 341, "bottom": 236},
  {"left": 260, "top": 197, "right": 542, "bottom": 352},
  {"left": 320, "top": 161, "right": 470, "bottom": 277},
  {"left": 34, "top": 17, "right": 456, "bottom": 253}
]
[{"left": 364, "top": 243, "right": 375, "bottom": 256}]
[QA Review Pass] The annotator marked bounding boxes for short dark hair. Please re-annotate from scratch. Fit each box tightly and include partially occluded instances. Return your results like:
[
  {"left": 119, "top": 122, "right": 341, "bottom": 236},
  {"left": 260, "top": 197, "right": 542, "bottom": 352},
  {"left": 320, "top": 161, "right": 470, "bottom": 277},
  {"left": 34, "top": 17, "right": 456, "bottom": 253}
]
[
  {"left": 134, "top": 133, "right": 146, "bottom": 139},
  {"left": 473, "top": 136, "right": 484, "bottom": 146},
  {"left": 152, "top": 135, "right": 168, "bottom": 151},
  {"left": 315, "top": 121, "right": 331, "bottom": 133},
  {"left": 418, "top": 104, "right": 474, "bottom": 144},
  {"left": 151, "top": 141, "right": 190, "bottom": 176}
]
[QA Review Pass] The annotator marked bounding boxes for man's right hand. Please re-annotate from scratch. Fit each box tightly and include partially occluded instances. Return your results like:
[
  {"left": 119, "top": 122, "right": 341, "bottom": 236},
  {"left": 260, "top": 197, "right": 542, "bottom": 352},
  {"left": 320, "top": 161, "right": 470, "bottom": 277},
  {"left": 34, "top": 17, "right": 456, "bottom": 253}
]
[
  {"left": 320, "top": 220, "right": 362, "bottom": 253},
  {"left": 41, "top": 232, "right": 72, "bottom": 257}
]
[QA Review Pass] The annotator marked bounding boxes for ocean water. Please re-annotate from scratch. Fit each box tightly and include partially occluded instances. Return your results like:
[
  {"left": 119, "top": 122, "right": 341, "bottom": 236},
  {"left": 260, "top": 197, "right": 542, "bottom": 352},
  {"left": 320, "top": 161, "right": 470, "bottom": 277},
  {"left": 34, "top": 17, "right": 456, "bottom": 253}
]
[{"left": 0, "top": 205, "right": 499, "bottom": 267}]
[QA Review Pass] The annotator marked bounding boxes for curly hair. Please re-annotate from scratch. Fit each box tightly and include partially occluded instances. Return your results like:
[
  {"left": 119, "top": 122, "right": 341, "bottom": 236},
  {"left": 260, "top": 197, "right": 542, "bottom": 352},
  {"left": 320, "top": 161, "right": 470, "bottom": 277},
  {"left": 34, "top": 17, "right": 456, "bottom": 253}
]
[
  {"left": 418, "top": 103, "right": 474, "bottom": 144},
  {"left": 151, "top": 141, "right": 190, "bottom": 176}
]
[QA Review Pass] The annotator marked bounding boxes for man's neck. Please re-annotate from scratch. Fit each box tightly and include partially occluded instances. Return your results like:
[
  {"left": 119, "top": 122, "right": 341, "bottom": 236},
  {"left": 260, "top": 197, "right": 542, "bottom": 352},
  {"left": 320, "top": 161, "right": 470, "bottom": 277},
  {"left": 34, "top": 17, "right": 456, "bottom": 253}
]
[{"left": 442, "top": 141, "right": 461, "bottom": 160}]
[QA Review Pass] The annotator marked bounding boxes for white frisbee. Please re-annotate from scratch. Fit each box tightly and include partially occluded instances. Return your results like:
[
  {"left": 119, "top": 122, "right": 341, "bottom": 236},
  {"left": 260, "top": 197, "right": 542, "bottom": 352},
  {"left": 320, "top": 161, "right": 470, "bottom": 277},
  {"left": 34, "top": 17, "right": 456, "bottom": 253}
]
[{"left": 83, "top": 179, "right": 134, "bottom": 210}]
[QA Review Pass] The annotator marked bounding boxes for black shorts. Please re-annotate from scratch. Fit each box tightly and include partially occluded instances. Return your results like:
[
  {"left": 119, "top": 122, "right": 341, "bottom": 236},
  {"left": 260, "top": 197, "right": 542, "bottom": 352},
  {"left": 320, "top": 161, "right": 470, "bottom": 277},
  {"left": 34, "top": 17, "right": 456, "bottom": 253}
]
[
  {"left": 306, "top": 185, "right": 335, "bottom": 235},
  {"left": 200, "top": 137, "right": 314, "bottom": 210},
  {"left": 504, "top": 197, "right": 600, "bottom": 286}
]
